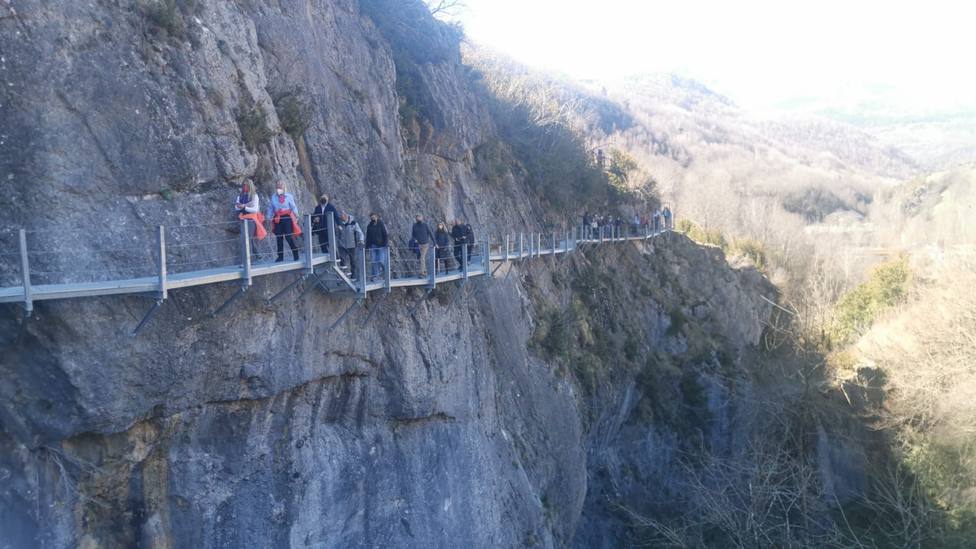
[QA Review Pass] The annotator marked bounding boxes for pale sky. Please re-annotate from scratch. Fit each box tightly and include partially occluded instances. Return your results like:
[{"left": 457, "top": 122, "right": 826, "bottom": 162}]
[{"left": 456, "top": 0, "right": 975, "bottom": 118}]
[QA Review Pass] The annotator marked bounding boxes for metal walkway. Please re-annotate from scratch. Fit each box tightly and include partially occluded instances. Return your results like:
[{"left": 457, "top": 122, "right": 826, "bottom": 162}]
[{"left": 0, "top": 213, "right": 671, "bottom": 332}]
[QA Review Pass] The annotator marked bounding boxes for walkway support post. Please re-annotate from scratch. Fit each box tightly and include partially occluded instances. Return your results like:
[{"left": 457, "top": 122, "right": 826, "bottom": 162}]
[
  {"left": 427, "top": 243, "right": 436, "bottom": 289},
  {"left": 327, "top": 212, "right": 337, "bottom": 266},
  {"left": 18, "top": 229, "right": 32, "bottom": 317},
  {"left": 462, "top": 242, "right": 468, "bottom": 279},
  {"left": 157, "top": 225, "right": 167, "bottom": 300},
  {"left": 304, "top": 214, "right": 314, "bottom": 275},
  {"left": 503, "top": 234, "right": 510, "bottom": 262},
  {"left": 358, "top": 245, "right": 367, "bottom": 298},
  {"left": 519, "top": 233, "right": 524, "bottom": 259},
  {"left": 384, "top": 247, "right": 392, "bottom": 293},
  {"left": 483, "top": 241, "right": 489, "bottom": 273},
  {"left": 551, "top": 233, "right": 556, "bottom": 255},
  {"left": 241, "top": 220, "right": 252, "bottom": 287}
]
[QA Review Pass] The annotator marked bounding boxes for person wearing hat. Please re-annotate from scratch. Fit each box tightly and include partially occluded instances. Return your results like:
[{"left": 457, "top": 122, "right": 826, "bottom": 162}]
[{"left": 311, "top": 193, "right": 338, "bottom": 255}]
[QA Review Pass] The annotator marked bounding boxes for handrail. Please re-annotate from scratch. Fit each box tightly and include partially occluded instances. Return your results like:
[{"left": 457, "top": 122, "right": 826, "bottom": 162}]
[{"left": 0, "top": 219, "right": 673, "bottom": 316}]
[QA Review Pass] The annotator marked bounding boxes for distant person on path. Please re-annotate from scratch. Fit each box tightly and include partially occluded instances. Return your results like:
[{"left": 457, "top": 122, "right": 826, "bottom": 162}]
[
  {"left": 435, "top": 222, "right": 452, "bottom": 273},
  {"left": 652, "top": 210, "right": 662, "bottom": 232},
  {"left": 662, "top": 206, "right": 673, "bottom": 230},
  {"left": 311, "top": 193, "right": 338, "bottom": 255},
  {"left": 364, "top": 212, "right": 388, "bottom": 282},
  {"left": 451, "top": 218, "right": 468, "bottom": 270},
  {"left": 590, "top": 216, "right": 599, "bottom": 239},
  {"left": 336, "top": 212, "right": 364, "bottom": 280},
  {"left": 235, "top": 180, "right": 267, "bottom": 241},
  {"left": 411, "top": 214, "right": 434, "bottom": 277},
  {"left": 265, "top": 181, "right": 301, "bottom": 262},
  {"left": 632, "top": 214, "right": 640, "bottom": 236},
  {"left": 596, "top": 148, "right": 605, "bottom": 168}
]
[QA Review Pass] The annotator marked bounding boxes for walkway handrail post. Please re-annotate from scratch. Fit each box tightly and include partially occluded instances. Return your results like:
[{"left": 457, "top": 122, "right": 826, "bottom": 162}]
[
  {"left": 503, "top": 234, "right": 510, "bottom": 262},
  {"left": 462, "top": 242, "right": 468, "bottom": 279},
  {"left": 551, "top": 233, "right": 556, "bottom": 255},
  {"left": 427, "top": 244, "right": 436, "bottom": 289},
  {"left": 358, "top": 245, "right": 367, "bottom": 297},
  {"left": 327, "top": 212, "right": 337, "bottom": 265},
  {"left": 304, "top": 214, "right": 314, "bottom": 274},
  {"left": 384, "top": 247, "right": 392, "bottom": 293},
  {"left": 18, "top": 229, "right": 32, "bottom": 316},
  {"left": 519, "top": 233, "right": 524, "bottom": 259},
  {"left": 600, "top": 226, "right": 604, "bottom": 243},
  {"left": 157, "top": 225, "right": 167, "bottom": 300},
  {"left": 240, "top": 220, "right": 252, "bottom": 287},
  {"left": 483, "top": 241, "right": 489, "bottom": 273}
]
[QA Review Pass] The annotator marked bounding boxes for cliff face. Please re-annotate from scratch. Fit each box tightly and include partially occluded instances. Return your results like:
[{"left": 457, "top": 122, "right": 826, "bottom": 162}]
[{"left": 0, "top": 2, "right": 790, "bottom": 548}]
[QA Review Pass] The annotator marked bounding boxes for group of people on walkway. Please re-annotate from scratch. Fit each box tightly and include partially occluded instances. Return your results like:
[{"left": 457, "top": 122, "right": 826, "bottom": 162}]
[
  {"left": 581, "top": 206, "right": 672, "bottom": 239},
  {"left": 233, "top": 181, "right": 475, "bottom": 281},
  {"left": 411, "top": 215, "right": 475, "bottom": 277},
  {"left": 234, "top": 181, "right": 671, "bottom": 282}
]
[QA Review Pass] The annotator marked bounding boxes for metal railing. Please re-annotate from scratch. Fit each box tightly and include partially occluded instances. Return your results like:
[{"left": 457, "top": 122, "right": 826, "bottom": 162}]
[{"left": 0, "top": 211, "right": 673, "bottom": 332}]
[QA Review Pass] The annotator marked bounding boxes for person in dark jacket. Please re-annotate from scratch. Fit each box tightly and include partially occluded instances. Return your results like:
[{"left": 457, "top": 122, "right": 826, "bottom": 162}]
[
  {"left": 662, "top": 206, "right": 673, "bottom": 230},
  {"left": 411, "top": 214, "right": 434, "bottom": 277},
  {"left": 463, "top": 222, "right": 475, "bottom": 262},
  {"left": 450, "top": 218, "right": 468, "bottom": 271},
  {"left": 336, "top": 212, "right": 364, "bottom": 280},
  {"left": 434, "top": 222, "right": 452, "bottom": 274},
  {"left": 364, "top": 212, "right": 388, "bottom": 281},
  {"left": 311, "top": 194, "right": 338, "bottom": 254}
]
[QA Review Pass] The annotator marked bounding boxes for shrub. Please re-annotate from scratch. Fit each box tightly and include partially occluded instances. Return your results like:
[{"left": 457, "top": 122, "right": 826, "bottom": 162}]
[
  {"left": 731, "top": 238, "right": 768, "bottom": 272},
  {"left": 676, "top": 219, "right": 728, "bottom": 250},
  {"left": 236, "top": 105, "right": 275, "bottom": 151},
  {"left": 829, "top": 256, "right": 911, "bottom": 345},
  {"left": 272, "top": 88, "right": 314, "bottom": 137},
  {"left": 141, "top": 0, "right": 200, "bottom": 39},
  {"left": 606, "top": 149, "right": 638, "bottom": 190}
]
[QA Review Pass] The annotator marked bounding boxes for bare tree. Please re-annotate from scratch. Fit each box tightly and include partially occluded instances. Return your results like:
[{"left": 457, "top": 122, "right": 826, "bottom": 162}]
[{"left": 423, "top": 0, "right": 466, "bottom": 18}]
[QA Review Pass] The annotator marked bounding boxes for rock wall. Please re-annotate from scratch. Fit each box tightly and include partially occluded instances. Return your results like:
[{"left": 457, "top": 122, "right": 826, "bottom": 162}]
[{"left": 0, "top": 2, "right": 791, "bottom": 548}]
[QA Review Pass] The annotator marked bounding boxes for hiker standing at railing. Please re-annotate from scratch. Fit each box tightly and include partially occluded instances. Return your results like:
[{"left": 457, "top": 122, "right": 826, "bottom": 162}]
[
  {"left": 235, "top": 180, "right": 267, "bottom": 242},
  {"left": 434, "top": 222, "right": 452, "bottom": 273},
  {"left": 365, "top": 213, "right": 388, "bottom": 282},
  {"left": 336, "top": 212, "right": 364, "bottom": 280},
  {"left": 451, "top": 218, "right": 467, "bottom": 271},
  {"left": 652, "top": 209, "right": 662, "bottom": 232},
  {"left": 265, "top": 182, "right": 301, "bottom": 262},
  {"left": 311, "top": 193, "right": 337, "bottom": 255},
  {"left": 411, "top": 214, "right": 434, "bottom": 277},
  {"left": 662, "top": 206, "right": 673, "bottom": 230}
]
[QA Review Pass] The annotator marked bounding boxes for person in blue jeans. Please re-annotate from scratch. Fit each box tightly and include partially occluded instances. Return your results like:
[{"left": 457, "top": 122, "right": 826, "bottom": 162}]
[{"left": 364, "top": 212, "right": 388, "bottom": 281}]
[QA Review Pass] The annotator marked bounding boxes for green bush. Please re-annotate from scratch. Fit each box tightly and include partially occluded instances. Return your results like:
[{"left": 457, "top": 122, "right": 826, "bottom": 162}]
[
  {"left": 141, "top": 0, "right": 200, "bottom": 39},
  {"left": 606, "top": 149, "right": 638, "bottom": 190},
  {"left": 829, "top": 257, "right": 911, "bottom": 345},
  {"left": 676, "top": 219, "right": 728, "bottom": 250},
  {"left": 731, "top": 238, "right": 768, "bottom": 272},
  {"left": 273, "top": 88, "right": 314, "bottom": 137},
  {"left": 236, "top": 105, "right": 275, "bottom": 151}
]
